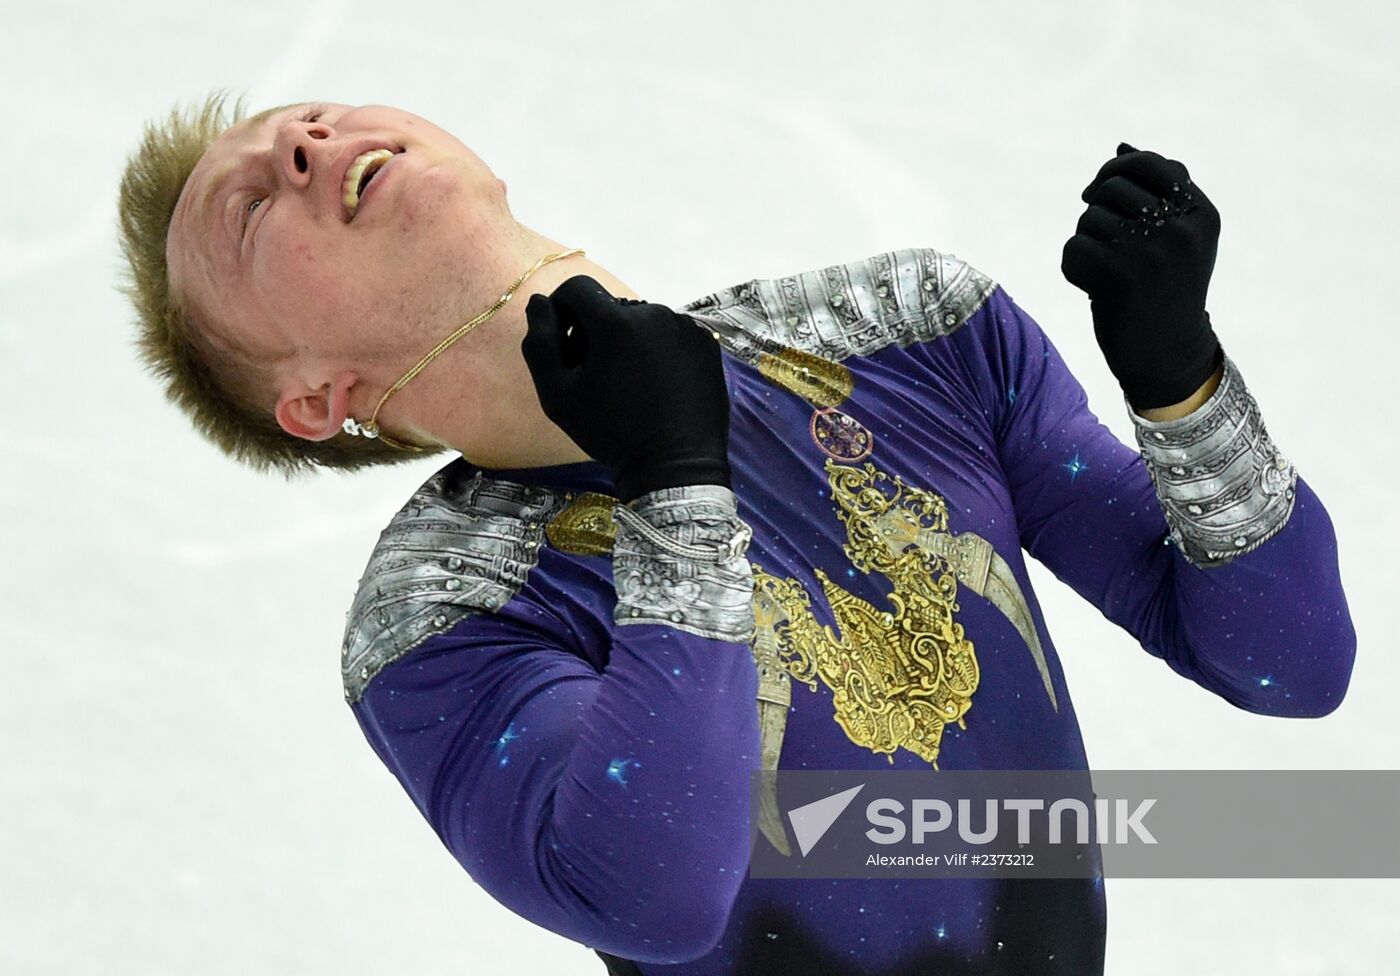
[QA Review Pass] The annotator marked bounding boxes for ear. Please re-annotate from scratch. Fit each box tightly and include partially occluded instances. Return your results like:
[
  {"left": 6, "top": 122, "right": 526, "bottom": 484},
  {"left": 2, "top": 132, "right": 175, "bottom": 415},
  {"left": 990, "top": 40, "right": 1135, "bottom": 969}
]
[{"left": 274, "top": 370, "right": 358, "bottom": 442}]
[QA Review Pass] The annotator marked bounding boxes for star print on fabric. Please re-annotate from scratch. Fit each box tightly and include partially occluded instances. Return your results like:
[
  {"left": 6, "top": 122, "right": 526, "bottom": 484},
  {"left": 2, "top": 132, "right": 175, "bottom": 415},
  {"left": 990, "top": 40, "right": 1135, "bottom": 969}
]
[
  {"left": 1061, "top": 452, "right": 1089, "bottom": 484},
  {"left": 727, "top": 892, "right": 1101, "bottom": 974},
  {"left": 606, "top": 757, "right": 639, "bottom": 787},
  {"left": 495, "top": 722, "right": 521, "bottom": 767}
]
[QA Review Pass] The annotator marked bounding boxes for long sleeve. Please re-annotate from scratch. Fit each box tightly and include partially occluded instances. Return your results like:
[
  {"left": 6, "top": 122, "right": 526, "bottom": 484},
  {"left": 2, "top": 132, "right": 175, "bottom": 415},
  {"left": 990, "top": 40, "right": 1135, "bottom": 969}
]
[
  {"left": 350, "top": 484, "right": 761, "bottom": 965},
  {"left": 954, "top": 284, "right": 1355, "bottom": 717}
]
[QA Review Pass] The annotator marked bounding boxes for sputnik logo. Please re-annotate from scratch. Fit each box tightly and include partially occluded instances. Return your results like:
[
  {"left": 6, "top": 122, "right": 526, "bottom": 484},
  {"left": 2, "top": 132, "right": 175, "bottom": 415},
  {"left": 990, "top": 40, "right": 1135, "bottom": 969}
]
[{"left": 787, "top": 784, "right": 865, "bottom": 856}]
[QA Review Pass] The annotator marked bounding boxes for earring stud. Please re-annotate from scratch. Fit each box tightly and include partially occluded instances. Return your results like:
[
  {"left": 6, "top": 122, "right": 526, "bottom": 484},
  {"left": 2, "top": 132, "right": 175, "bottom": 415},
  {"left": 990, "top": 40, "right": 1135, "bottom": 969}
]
[{"left": 342, "top": 417, "right": 379, "bottom": 439}]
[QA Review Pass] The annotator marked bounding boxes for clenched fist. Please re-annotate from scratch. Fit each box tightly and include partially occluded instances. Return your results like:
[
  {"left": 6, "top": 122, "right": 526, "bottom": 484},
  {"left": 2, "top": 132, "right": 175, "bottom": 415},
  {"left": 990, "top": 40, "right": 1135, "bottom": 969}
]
[{"left": 1061, "top": 142, "right": 1223, "bottom": 411}]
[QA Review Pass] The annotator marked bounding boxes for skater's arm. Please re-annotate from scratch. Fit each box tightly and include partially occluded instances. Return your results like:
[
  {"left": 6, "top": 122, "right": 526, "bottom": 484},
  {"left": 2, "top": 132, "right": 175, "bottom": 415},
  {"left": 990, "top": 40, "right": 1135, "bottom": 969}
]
[
  {"left": 951, "top": 284, "right": 1355, "bottom": 716},
  {"left": 351, "top": 485, "right": 759, "bottom": 965}
]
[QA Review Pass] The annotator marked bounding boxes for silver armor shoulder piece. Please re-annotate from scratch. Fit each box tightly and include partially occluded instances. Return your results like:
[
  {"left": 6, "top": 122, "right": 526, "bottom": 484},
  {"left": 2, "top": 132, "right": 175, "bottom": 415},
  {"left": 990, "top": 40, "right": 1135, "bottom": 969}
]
[
  {"left": 678, "top": 245, "right": 999, "bottom": 364},
  {"left": 340, "top": 467, "right": 565, "bottom": 704}
]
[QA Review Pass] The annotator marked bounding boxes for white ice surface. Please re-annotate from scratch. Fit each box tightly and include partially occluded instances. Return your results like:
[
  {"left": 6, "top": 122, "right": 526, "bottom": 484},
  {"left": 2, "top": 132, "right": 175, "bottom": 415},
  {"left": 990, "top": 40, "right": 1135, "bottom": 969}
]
[{"left": 3, "top": 0, "right": 1396, "bottom": 972}]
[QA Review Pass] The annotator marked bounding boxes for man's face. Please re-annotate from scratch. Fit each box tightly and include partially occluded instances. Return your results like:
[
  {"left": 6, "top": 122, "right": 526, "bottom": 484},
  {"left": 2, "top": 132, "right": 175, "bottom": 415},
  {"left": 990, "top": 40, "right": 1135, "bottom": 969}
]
[{"left": 166, "top": 101, "right": 509, "bottom": 436}]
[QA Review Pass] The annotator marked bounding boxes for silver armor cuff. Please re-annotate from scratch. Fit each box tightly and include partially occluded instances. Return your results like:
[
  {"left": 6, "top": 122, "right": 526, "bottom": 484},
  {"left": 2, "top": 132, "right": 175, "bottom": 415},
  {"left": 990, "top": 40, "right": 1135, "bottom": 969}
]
[
  {"left": 1127, "top": 348, "right": 1298, "bottom": 570},
  {"left": 611, "top": 484, "right": 757, "bottom": 643}
]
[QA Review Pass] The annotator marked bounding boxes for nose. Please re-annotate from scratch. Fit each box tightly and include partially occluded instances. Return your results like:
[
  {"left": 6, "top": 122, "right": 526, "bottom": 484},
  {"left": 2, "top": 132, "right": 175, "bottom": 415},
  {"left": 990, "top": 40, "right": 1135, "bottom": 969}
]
[{"left": 272, "top": 116, "right": 333, "bottom": 193}]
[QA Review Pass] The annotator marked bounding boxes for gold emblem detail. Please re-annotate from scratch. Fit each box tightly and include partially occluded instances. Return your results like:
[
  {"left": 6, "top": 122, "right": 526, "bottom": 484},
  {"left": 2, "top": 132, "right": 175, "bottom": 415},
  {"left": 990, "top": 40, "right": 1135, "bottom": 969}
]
[
  {"left": 751, "top": 458, "right": 981, "bottom": 770},
  {"left": 756, "top": 346, "right": 854, "bottom": 408},
  {"left": 544, "top": 491, "right": 619, "bottom": 555}
]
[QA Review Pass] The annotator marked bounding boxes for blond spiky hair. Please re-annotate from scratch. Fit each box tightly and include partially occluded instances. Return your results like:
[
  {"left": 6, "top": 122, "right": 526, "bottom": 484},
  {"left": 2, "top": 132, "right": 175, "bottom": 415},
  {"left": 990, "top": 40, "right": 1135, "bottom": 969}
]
[{"left": 115, "top": 88, "right": 444, "bottom": 479}]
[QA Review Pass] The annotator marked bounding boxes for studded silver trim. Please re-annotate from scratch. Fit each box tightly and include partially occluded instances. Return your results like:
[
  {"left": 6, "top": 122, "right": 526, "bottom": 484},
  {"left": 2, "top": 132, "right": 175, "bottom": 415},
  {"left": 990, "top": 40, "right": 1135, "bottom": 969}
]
[
  {"left": 1127, "top": 349, "right": 1298, "bottom": 569},
  {"left": 678, "top": 246, "right": 998, "bottom": 365},
  {"left": 340, "top": 468, "right": 568, "bottom": 704},
  {"left": 612, "top": 484, "right": 757, "bottom": 643}
]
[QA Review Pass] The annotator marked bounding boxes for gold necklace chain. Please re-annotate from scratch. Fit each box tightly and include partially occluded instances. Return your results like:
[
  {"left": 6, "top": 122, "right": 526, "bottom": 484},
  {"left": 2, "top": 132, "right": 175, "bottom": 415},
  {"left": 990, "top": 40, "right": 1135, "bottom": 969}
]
[{"left": 341, "top": 247, "right": 587, "bottom": 451}]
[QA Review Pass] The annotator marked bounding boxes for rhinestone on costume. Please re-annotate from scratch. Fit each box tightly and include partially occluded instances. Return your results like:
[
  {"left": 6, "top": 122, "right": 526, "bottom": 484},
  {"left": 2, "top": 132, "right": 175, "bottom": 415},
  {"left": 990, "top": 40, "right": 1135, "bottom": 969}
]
[
  {"left": 447, "top": 556, "right": 465, "bottom": 571},
  {"left": 445, "top": 579, "right": 461, "bottom": 591},
  {"left": 923, "top": 280, "right": 935, "bottom": 291},
  {"left": 831, "top": 294, "right": 844, "bottom": 307},
  {"left": 433, "top": 614, "right": 447, "bottom": 627}
]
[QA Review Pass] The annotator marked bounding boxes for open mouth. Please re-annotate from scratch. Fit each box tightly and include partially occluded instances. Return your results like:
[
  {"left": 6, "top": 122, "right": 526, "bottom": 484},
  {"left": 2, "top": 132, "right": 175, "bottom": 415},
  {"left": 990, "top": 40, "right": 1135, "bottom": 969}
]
[{"left": 343, "top": 149, "right": 399, "bottom": 219}]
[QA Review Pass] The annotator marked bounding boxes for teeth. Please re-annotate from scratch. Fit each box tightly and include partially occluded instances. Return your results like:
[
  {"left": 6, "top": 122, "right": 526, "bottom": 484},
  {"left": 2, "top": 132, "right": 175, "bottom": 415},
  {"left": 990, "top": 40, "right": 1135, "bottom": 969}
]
[{"left": 343, "top": 148, "right": 395, "bottom": 217}]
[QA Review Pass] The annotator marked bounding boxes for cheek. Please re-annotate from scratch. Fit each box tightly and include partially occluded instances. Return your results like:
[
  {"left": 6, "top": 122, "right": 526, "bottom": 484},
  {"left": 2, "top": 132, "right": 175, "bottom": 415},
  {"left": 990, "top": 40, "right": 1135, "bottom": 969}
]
[
  {"left": 261, "top": 213, "right": 343, "bottom": 273},
  {"left": 254, "top": 235, "right": 367, "bottom": 322}
]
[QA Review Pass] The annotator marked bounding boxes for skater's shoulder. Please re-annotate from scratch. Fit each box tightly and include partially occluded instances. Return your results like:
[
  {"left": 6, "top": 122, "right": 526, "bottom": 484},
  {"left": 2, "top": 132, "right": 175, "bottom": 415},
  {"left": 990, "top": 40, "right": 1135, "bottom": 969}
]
[
  {"left": 339, "top": 456, "right": 580, "bottom": 704},
  {"left": 676, "top": 244, "right": 1000, "bottom": 361}
]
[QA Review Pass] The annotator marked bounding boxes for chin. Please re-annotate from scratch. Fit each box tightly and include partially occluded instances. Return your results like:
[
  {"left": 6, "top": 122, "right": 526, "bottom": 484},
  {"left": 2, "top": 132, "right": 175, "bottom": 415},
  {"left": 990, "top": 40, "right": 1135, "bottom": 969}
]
[{"left": 400, "top": 163, "right": 501, "bottom": 234}]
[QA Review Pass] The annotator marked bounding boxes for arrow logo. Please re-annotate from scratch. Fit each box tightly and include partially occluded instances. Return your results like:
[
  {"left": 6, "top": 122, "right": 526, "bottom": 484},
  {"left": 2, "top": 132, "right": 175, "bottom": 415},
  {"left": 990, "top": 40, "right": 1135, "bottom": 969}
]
[{"left": 787, "top": 783, "right": 865, "bottom": 856}]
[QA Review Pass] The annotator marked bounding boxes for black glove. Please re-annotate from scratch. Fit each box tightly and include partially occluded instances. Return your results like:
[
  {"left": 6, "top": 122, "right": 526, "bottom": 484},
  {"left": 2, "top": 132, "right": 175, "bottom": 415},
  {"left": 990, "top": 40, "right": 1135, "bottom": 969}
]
[
  {"left": 521, "top": 275, "right": 733, "bottom": 505},
  {"left": 1061, "top": 142, "right": 1223, "bottom": 411}
]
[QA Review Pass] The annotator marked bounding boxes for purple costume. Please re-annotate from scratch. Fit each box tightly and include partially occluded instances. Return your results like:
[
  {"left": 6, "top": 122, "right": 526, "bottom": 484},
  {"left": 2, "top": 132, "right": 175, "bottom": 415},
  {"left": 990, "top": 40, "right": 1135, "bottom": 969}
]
[{"left": 341, "top": 247, "right": 1355, "bottom": 974}]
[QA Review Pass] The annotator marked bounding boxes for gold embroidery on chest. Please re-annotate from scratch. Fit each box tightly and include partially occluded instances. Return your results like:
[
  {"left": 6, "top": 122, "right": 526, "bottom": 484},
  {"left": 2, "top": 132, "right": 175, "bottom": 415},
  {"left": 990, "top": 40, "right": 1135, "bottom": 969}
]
[
  {"left": 756, "top": 346, "right": 854, "bottom": 408},
  {"left": 752, "top": 457, "right": 979, "bottom": 770}
]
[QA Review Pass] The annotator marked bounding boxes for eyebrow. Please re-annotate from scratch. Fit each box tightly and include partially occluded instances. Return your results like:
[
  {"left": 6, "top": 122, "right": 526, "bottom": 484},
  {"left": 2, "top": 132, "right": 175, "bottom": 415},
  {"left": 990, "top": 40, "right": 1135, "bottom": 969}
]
[{"left": 196, "top": 103, "right": 306, "bottom": 265}]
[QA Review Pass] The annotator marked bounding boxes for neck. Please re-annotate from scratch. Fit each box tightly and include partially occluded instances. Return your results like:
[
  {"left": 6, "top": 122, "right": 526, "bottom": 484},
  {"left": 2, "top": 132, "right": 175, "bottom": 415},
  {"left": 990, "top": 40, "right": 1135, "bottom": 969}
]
[{"left": 369, "top": 231, "right": 643, "bottom": 470}]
